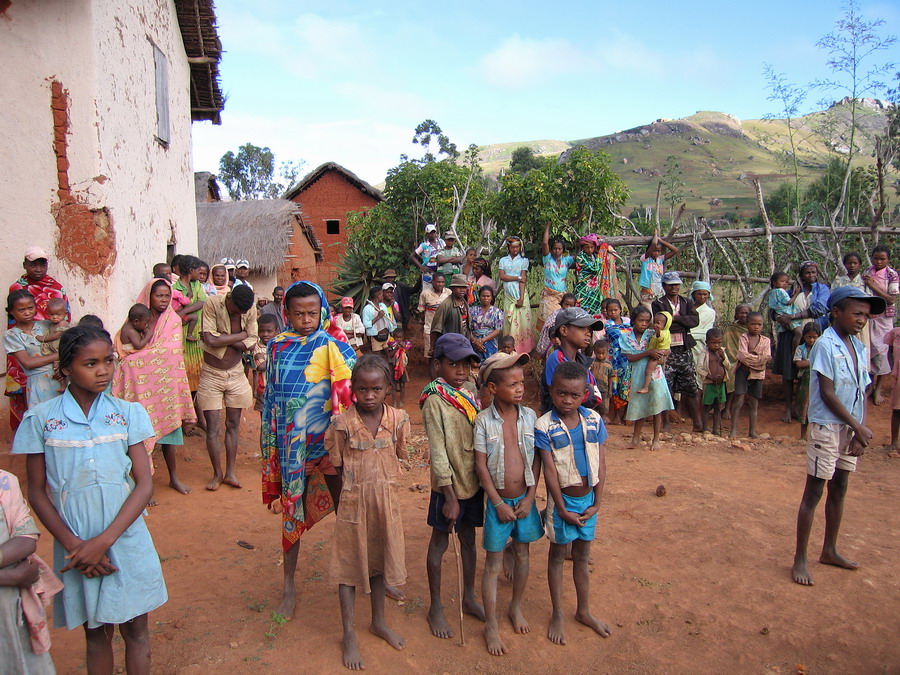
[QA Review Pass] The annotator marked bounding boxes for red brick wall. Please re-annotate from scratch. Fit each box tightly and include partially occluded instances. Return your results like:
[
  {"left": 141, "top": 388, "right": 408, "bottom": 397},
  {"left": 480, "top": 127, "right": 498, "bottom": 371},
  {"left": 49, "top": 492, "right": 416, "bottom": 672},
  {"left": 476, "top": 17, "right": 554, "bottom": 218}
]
[
  {"left": 277, "top": 219, "right": 320, "bottom": 290},
  {"left": 286, "top": 169, "right": 380, "bottom": 297}
]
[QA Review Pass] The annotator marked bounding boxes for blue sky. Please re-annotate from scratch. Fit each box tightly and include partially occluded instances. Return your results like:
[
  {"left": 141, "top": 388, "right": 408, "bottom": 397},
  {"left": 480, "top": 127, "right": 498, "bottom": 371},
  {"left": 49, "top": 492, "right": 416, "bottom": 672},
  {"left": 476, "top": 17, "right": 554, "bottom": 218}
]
[{"left": 191, "top": 0, "right": 900, "bottom": 185}]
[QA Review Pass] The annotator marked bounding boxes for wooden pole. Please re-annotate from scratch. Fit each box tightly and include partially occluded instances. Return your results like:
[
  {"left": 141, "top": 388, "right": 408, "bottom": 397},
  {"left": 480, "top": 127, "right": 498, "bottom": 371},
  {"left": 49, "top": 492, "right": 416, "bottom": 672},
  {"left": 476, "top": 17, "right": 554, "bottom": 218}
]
[{"left": 450, "top": 531, "right": 466, "bottom": 646}]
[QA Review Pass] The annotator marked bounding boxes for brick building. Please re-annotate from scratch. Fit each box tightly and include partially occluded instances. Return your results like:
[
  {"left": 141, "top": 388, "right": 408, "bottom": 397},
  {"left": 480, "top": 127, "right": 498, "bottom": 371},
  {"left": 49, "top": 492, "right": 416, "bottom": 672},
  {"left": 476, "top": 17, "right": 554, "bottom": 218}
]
[{"left": 284, "top": 162, "right": 383, "bottom": 296}]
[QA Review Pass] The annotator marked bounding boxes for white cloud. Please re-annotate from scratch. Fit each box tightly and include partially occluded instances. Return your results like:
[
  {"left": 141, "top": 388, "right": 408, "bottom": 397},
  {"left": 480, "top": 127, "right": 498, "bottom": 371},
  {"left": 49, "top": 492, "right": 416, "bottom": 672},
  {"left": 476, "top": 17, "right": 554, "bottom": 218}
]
[
  {"left": 479, "top": 35, "right": 589, "bottom": 88},
  {"left": 477, "top": 31, "right": 683, "bottom": 89}
]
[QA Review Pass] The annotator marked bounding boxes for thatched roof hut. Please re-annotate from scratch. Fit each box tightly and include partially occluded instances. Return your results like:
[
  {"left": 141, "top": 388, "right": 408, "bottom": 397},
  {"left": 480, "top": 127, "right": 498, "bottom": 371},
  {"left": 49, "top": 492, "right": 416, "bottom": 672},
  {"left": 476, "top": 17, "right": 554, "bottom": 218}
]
[{"left": 196, "top": 200, "right": 322, "bottom": 277}]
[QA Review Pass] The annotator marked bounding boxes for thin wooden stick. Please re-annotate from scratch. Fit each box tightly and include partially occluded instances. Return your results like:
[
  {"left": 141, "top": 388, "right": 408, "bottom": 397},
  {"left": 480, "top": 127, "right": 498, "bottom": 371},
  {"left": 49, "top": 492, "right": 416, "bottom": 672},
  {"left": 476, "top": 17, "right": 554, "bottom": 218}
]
[{"left": 450, "top": 530, "right": 466, "bottom": 645}]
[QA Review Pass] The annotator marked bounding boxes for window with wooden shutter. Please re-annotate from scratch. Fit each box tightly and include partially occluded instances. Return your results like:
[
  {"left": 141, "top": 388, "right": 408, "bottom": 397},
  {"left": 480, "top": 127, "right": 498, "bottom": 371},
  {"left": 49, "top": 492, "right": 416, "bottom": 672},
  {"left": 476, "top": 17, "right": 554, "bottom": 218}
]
[{"left": 153, "top": 44, "right": 170, "bottom": 146}]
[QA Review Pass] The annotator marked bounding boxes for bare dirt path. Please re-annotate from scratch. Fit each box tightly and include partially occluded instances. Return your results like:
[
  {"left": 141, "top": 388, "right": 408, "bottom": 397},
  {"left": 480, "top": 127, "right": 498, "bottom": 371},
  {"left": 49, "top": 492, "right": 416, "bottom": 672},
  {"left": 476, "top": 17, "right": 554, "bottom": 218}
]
[{"left": 2, "top": 366, "right": 898, "bottom": 673}]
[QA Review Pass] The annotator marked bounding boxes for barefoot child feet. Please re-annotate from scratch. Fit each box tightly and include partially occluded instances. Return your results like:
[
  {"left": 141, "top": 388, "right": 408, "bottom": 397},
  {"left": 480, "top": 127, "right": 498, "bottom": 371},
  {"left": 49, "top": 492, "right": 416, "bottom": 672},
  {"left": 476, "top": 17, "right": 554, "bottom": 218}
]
[
  {"left": 730, "top": 312, "right": 771, "bottom": 440},
  {"left": 13, "top": 326, "right": 168, "bottom": 674},
  {"left": 537, "top": 362, "right": 612, "bottom": 645},
  {"left": 326, "top": 355, "right": 410, "bottom": 669},
  {"left": 791, "top": 286, "right": 884, "bottom": 586},
  {"left": 261, "top": 282, "right": 358, "bottom": 618},
  {"left": 422, "top": 334, "right": 485, "bottom": 639},
  {"left": 474, "top": 353, "right": 544, "bottom": 656}
]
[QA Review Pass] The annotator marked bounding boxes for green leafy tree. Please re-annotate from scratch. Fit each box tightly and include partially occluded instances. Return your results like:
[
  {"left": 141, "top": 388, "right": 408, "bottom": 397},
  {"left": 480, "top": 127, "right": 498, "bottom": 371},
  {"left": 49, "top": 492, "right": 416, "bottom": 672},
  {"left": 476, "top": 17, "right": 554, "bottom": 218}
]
[
  {"left": 410, "top": 119, "right": 459, "bottom": 165},
  {"left": 509, "top": 146, "right": 543, "bottom": 174},
  {"left": 218, "top": 143, "right": 305, "bottom": 200},
  {"left": 763, "top": 65, "right": 809, "bottom": 223},
  {"left": 493, "top": 147, "right": 629, "bottom": 251}
]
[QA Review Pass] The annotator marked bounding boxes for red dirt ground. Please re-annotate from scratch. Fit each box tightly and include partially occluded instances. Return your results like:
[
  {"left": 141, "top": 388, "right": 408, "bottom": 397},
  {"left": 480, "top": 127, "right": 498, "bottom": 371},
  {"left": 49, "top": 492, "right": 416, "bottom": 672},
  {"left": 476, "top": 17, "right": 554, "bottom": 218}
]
[{"left": 1, "top": 365, "right": 898, "bottom": 674}]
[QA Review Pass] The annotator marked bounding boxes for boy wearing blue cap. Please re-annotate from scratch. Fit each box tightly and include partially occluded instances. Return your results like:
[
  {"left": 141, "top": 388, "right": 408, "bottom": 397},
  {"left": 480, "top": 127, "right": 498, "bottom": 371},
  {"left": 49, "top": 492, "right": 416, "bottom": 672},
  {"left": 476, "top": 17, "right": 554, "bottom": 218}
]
[
  {"left": 791, "top": 286, "right": 885, "bottom": 586},
  {"left": 421, "top": 333, "right": 485, "bottom": 637}
]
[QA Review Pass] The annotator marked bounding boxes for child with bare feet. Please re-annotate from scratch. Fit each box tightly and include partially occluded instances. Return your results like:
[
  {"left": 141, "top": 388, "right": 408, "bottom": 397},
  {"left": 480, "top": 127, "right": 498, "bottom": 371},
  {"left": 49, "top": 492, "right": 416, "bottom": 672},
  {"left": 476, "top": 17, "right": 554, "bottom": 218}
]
[
  {"left": 326, "top": 355, "right": 410, "bottom": 669},
  {"left": 536, "top": 361, "right": 611, "bottom": 645},
  {"left": 793, "top": 322, "right": 821, "bottom": 440},
  {"left": 262, "top": 281, "right": 357, "bottom": 619},
  {"left": 474, "top": 352, "right": 543, "bottom": 656},
  {"left": 722, "top": 304, "right": 750, "bottom": 420},
  {"left": 421, "top": 333, "right": 485, "bottom": 639},
  {"left": 636, "top": 312, "right": 671, "bottom": 394},
  {"left": 696, "top": 328, "right": 730, "bottom": 436},
  {"left": 730, "top": 312, "right": 771, "bottom": 440},
  {"left": 118, "top": 304, "right": 153, "bottom": 354},
  {"left": 791, "top": 286, "right": 883, "bottom": 586},
  {"left": 37, "top": 297, "right": 70, "bottom": 354},
  {"left": 621, "top": 306, "right": 674, "bottom": 451}
]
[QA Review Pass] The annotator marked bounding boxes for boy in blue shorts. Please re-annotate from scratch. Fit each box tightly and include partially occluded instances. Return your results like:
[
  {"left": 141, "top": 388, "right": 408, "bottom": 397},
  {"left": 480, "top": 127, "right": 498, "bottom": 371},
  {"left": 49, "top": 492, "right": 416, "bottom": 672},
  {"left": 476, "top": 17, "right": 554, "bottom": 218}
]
[
  {"left": 474, "top": 352, "right": 543, "bottom": 656},
  {"left": 791, "top": 286, "right": 883, "bottom": 586},
  {"left": 536, "top": 361, "right": 611, "bottom": 645}
]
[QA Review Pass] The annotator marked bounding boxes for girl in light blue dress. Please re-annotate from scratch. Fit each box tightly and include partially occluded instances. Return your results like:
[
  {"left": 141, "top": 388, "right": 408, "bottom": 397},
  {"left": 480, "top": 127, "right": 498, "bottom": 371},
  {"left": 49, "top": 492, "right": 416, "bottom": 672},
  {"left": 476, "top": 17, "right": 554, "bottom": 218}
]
[
  {"left": 621, "top": 306, "right": 674, "bottom": 450},
  {"left": 12, "top": 325, "right": 167, "bottom": 674},
  {"left": 4, "top": 290, "right": 60, "bottom": 407}
]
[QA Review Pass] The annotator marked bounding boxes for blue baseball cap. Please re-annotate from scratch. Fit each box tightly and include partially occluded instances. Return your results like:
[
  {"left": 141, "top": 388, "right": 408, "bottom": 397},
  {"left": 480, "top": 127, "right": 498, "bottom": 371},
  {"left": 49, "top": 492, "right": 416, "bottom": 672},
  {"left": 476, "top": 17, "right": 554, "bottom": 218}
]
[
  {"left": 827, "top": 285, "right": 887, "bottom": 315},
  {"left": 433, "top": 333, "right": 481, "bottom": 362}
]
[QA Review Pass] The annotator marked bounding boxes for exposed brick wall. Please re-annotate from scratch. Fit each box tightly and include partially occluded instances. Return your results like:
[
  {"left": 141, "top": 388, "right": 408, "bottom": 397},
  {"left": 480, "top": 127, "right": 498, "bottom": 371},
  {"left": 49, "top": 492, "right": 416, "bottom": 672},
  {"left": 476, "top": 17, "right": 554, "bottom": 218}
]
[
  {"left": 278, "top": 222, "right": 319, "bottom": 289},
  {"left": 286, "top": 169, "right": 379, "bottom": 296},
  {"left": 50, "top": 80, "right": 116, "bottom": 276}
]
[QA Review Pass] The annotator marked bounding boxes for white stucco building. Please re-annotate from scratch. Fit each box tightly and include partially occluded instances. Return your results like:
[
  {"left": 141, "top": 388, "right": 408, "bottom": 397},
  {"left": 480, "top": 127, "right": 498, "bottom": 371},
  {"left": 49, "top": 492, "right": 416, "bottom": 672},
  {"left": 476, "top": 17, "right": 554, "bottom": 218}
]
[{"left": 0, "top": 0, "right": 223, "bottom": 330}]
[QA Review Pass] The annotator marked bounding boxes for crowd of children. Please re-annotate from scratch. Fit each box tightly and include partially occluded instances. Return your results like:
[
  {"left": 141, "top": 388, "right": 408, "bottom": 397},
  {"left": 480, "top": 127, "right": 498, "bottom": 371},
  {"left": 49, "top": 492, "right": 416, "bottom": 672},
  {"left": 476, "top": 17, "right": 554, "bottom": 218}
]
[{"left": 2, "top": 235, "right": 897, "bottom": 671}]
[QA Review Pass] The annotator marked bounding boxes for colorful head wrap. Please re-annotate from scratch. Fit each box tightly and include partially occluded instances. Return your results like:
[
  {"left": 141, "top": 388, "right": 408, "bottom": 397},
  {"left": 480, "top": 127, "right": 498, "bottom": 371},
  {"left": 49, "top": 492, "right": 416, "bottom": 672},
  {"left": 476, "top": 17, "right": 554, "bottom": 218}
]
[{"left": 580, "top": 233, "right": 601, "bottom": 247}]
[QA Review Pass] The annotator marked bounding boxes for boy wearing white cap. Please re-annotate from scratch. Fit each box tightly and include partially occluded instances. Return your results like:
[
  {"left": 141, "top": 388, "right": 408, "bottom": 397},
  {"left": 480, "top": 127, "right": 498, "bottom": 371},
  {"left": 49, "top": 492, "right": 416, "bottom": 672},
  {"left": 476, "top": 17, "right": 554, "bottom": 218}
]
[{"left": 410, "top": 224, "right": 445, "bottom": 292}]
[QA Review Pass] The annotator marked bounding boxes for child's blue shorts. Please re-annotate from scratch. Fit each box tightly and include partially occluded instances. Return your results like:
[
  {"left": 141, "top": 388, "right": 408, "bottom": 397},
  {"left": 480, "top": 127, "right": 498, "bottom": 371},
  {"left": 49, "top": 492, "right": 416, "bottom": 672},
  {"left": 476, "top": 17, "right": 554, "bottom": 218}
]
[
  {"left": 482, "top": 492, "right": 544, "bottom": 552},
  {"left": 545, "top": 490, "right": 597, "bottom": 545}
]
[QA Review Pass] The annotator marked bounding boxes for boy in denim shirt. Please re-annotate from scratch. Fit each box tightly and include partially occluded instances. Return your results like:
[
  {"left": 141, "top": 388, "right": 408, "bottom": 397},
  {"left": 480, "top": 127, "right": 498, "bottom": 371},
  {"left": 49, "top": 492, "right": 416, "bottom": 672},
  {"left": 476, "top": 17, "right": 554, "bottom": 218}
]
[
  {"left": 536, "top": 361, "right": 610, "bottom": 645},
  {"left": 474, "top": 352, "right": 542, "bottom": 656},
  {"left": 791, "top": 286, "right": 884, "bottom": 586}
]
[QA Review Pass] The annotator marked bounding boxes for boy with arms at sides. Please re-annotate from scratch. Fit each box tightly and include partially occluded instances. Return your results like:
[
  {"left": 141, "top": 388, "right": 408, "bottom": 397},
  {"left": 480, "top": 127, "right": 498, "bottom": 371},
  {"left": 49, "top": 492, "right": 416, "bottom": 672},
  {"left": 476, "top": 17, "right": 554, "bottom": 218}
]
[
  {"left": 536, "top": 362, "right": 610, "bottom": 644},
  {"left": 421, "top": 333, "right": 485, "bottom": 638},
  {"left": 695, "top": 327, "right": 730, "bottom": 436},
  {"left": 730, "top": 312, "right": 771, "bottom": 440},
  {"left": 791, "top": 286, "right": 883, "bottom": 586},
  {"left": 541, "top": 307, "right": 604, "bottom": 415},
  {"left": 417, "top": 274, "right": 450, "bottom": 358},
  {"left": 722, "top": 303, "right": 750, "bottom": 420},
  {"left": 474, "top": 352, "right": 543, "bottom": 656}
]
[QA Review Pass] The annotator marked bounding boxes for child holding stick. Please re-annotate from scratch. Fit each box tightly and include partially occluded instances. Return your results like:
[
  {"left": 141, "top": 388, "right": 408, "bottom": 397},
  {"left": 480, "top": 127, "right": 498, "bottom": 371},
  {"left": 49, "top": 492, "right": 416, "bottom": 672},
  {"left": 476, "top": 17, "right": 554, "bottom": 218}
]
[{"left": 421, "top": 333, "right": 485, "bottom": 639}]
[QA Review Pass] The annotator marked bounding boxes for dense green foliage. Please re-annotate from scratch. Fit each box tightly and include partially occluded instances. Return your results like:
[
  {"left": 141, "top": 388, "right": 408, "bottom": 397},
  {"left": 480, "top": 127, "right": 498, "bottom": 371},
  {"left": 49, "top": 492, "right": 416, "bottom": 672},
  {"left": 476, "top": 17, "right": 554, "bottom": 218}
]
[{"left": 218, "top": 143, "right": 303, "bottom": 200}]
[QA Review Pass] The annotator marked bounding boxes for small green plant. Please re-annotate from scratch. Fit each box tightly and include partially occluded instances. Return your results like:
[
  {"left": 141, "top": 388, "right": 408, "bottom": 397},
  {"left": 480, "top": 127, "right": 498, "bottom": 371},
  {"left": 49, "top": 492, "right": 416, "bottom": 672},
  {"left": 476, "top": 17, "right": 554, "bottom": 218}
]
[{"left": 265, "top": 611, "right": 289, "bottom": 639}]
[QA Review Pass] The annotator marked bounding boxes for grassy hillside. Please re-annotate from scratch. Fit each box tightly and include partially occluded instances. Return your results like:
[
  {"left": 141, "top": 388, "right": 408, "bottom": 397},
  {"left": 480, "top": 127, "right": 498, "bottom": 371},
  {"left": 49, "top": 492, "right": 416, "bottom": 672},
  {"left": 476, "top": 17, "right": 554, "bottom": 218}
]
[{"left": 478, "top": 100, "right": 889, "bottom": 219}]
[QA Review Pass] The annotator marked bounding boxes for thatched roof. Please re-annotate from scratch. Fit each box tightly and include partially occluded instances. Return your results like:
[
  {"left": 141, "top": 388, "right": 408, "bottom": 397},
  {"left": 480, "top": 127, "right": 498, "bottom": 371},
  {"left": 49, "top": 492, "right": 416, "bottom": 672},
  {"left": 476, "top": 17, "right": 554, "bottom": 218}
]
[
  {"left": 174, "top": 0, "right": 224, "bottom": 124},
  {"left": 284, "top": 162, "right": 384, "bottom": 202},
  {"left": 197, "top": 200, "right": 322, "bottom": 275},
  {"left": 194, "top": 172, "right": 221, "bottom": 202}
]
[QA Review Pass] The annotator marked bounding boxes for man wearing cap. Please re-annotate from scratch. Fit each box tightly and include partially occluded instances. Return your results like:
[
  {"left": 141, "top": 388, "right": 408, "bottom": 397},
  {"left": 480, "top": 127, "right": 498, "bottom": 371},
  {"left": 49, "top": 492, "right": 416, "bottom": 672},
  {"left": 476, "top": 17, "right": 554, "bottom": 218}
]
[
  {"left": 430, "top": 274, "right": 471, "bottom": 343},
  {"left": 652, "top": 272, "right": 702, "bottom": 431},
  {"left": 382, "top": 282, "right": 400, "bottom": 328},
  {"left": 791, "top": 285, "right": 884, "bottom": 586},
  {"left": 233, "top": 259, "right": 254, "bottom": 291},
  {"left": 436, "top": 231, "right": 464, "bottom": 284},
  {"left": 410, "top": 224, "right": 445, "bottom": 292},
  {"left": 540, "top": 307, "right": 604, "bottom": 414},
  {"left": 7, "top": 246, "right": 70, "bottom": 428},
  {"left": 221, "top": 257, "right": 237, "bottom": 285},
  {"left": 382, "top": 269, "right": 419, "bottom": 329},
  {"left": 260, "top": 286, "right": 286, "bottom": 333}
]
